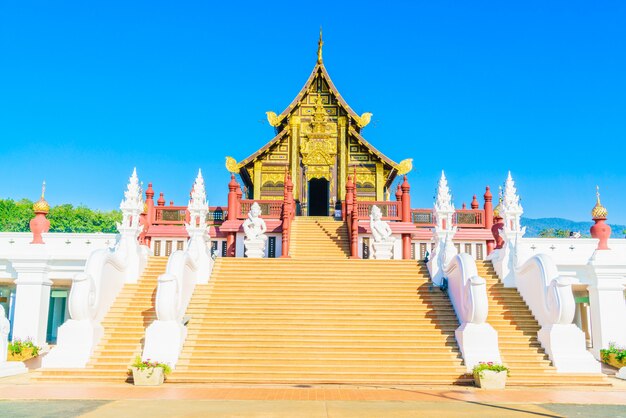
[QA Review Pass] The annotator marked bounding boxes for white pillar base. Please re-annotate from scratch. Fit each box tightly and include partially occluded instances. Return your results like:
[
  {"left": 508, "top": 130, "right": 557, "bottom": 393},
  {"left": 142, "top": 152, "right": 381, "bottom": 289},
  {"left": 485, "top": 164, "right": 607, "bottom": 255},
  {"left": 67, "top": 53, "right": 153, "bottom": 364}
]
[
  {"left": 0, "top": 361, "right": 28, "bottom": 378},
  {"left": 41, "top": 320, "right": 103, "bottom": 368},
  {"left": 455, "top": 322, "right": 502, "bottom": 372},
  {"left": 372, "top": 241, "right": 394, "bottom": 260},
  {"left": 244, "top": 239, "right": 266, "bottom": 258},
  {"left": 537, "top": 324, "right": 601, "bottom": 373},
  {"left": 142, "top": 320, "right": 187, "bottom": 368},
  {"left": 617, "top": 367, "right": 626, "bottom": 380}
]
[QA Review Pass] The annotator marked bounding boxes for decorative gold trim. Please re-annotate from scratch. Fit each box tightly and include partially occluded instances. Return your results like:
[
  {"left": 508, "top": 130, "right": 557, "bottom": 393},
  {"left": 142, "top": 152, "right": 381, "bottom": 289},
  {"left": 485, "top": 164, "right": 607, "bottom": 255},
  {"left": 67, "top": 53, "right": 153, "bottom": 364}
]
[{"left": 225, "top": 156, "right": 240, "bottom": 173}]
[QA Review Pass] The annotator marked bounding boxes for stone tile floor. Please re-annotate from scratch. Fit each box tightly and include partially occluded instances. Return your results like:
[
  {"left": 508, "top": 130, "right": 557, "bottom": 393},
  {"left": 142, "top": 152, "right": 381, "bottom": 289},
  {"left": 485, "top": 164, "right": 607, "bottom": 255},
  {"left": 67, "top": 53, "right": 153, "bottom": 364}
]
[{"left": 0, "top": 372, "right": 625, "bottom": 417}]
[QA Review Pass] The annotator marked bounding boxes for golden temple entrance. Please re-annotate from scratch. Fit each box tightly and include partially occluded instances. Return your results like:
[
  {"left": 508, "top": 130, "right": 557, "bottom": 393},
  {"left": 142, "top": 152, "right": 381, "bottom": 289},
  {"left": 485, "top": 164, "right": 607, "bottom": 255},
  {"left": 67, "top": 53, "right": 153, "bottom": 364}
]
[{"left": 308, "top": 178, "right": 329, "bottom": 216}]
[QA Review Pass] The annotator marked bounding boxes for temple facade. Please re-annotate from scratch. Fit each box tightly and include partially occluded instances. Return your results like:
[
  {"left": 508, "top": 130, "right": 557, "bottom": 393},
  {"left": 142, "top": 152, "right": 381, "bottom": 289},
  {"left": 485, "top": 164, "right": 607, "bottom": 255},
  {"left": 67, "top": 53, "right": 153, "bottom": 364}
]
[{"left": 226, "top": 32, "right": 412, "bottom": 216}]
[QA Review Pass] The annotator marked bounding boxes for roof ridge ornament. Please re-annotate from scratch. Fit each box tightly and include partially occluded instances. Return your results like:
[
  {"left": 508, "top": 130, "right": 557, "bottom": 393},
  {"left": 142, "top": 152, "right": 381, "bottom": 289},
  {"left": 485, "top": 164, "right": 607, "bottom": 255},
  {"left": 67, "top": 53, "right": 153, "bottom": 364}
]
[{"left": 317, "top": 27, "right": 323, "bottom": 64}]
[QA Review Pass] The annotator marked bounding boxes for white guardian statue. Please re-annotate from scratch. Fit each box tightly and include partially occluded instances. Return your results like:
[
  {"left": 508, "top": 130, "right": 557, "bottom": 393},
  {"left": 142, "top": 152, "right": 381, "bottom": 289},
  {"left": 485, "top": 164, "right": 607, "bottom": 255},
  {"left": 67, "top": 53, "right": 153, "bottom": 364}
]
[
  {"left": 369, "top": 205, "right": 395, "bottom": 259},
  {"left": 243, "top": 202, "right": 268, "bottom": 258}
]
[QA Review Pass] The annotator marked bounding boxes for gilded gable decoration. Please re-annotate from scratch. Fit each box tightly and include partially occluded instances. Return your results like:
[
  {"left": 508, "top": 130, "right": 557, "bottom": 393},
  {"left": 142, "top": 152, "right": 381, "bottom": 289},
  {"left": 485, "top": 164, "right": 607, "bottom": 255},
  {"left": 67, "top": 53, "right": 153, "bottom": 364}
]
[{"left": 225, "top": 34, "right": 411, "bottom": 213}]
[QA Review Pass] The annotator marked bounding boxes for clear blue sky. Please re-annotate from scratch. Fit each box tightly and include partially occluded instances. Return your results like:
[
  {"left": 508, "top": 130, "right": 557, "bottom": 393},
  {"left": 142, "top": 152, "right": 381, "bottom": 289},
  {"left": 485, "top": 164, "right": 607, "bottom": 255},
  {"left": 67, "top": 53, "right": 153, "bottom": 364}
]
[{"left": 1, "top": 1, "right": 625, "bottom": 222}]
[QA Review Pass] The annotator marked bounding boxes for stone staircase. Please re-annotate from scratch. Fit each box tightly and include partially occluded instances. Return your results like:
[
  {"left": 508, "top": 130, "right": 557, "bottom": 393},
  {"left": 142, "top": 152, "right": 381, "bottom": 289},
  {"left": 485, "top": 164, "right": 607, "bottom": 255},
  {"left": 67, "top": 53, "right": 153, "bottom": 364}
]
[
  {"left": 36, "top": 256, "right": 167, "bottom": 382},
  {"left": 289, "top": 216, "right": 350, "bottom": 258},
  {"left": 169, "top": 219, "right": 470, "bottom": 384},
  {"left": 477, "top": 260, "right": 607, "bottom": 386}
]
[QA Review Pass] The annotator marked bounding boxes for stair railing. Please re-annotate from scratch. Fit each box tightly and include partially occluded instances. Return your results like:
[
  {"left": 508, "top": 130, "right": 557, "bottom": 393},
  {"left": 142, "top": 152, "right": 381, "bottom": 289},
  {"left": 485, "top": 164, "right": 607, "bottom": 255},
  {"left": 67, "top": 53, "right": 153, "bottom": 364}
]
[
  {"left": 142, "top": 219, "right": 213, "bottom": 369},
  {"left": 43, "top": 169, "right": 148, "bottom": 369},
  {"left": 514, "top": 254, "right": 600, "bottom": 373},
  {"left": 443, "top": 253, "right": 502, "bottom": 371}
]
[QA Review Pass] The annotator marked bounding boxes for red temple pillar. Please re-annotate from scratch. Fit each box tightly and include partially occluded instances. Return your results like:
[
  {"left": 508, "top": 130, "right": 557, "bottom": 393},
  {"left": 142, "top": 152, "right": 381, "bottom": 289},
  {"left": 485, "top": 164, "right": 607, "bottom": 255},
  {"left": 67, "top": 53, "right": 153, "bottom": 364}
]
[
  {"left": 400, "top": 176, "right": 411, "bottom": 259},
  {"left": 226, "top": 174, "right": 238, "bottom": 257},
  {"left": 350, "top": 173, "right": 360, "bottom": 259},
  {"left": 484, "top": 186, "right": 495, "bottom": 254},
  {"left": 281, "top": 172, "right": 294, "bottom": 257}
]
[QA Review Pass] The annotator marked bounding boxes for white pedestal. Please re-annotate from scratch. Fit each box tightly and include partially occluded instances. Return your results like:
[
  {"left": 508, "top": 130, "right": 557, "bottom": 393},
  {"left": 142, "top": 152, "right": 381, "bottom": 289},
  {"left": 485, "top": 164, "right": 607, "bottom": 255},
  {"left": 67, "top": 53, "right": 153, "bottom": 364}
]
[
  {"left": 537, "top": 324, "right": 600, "bottom": 373},
  {"left": 142, "top": 320, "right": 187, "bottom": 368},
  {"left": 617, "top": 367, "right": 626, "bottom": 380},
  {"left": 372, "top": 241, "right": 394, "bottom": 260},
  {"left": 42, "top": 320, "right": 103, "bottom": 368},
  {"left": 455, "top": 322, "right": 502, "bottom": 372},
  {"left": 0, "top": 361, "right": 28, "bottom": 378},
  {"left": 244, "top": 239, "right": 266, "bottom": 258}
]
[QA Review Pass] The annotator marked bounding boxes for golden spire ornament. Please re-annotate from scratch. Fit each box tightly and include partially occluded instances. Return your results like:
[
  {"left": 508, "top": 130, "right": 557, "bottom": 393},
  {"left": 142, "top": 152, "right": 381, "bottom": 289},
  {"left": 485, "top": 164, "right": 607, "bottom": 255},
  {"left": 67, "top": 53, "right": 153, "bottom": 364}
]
[{"left": 317, "top": 27, "right": 323, "bottom": 64}]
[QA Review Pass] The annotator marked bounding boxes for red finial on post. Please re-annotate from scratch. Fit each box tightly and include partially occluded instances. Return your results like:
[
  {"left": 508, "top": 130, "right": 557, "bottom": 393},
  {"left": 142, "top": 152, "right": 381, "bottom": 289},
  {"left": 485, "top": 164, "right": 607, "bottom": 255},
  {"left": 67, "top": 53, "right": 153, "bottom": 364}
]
[
  {"left": 590, "top": 186, "right": 611, "bottom": 250},
  {"left": 471, "top": 194, "right": 479, "bottom": 209},
  {"left": 30, "top": 181, "right": 50, "bottom": 244},
  {"left": 157, "top": 192, "right": 165, "bottom": 206}
]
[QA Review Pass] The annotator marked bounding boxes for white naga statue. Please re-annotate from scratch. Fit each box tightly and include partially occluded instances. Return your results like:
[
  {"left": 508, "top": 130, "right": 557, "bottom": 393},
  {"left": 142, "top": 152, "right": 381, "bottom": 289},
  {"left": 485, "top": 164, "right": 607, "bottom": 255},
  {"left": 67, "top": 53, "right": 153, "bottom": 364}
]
[
  {"left": 369, "top": 205, "right": 395, "bottom": 259},
  {"left": 243, "top": 202, "right": 268, "bottom": 258},
  {"left": 0, "top": 306, "right": 9, "bottom": 362},
  {"left": 0, "top": 305, "right": 27, "bottom": 377}
]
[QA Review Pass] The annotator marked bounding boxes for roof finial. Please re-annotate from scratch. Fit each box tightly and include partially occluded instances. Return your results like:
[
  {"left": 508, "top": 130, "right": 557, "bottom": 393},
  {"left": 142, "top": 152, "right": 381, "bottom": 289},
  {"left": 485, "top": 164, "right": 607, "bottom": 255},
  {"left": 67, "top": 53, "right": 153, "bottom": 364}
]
[
  {"left": 317, "top": 27, "right": 323, "bottom": 64},
  {"left": 41, "top": 180, "right": 46, "bottom": 199}
]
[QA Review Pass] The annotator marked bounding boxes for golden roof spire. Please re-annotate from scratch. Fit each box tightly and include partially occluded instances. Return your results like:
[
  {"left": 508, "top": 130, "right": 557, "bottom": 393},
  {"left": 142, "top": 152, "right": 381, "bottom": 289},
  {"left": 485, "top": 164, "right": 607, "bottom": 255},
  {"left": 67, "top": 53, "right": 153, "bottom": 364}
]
[
  {"left": 592, "top": 185, "right": 608, "bottom": 219},
  {"left": 33, "top": 180, "right": 50, "bottom": 213},
  {"left": 317, "top": 27, "right": 323, "bottom": 64}
]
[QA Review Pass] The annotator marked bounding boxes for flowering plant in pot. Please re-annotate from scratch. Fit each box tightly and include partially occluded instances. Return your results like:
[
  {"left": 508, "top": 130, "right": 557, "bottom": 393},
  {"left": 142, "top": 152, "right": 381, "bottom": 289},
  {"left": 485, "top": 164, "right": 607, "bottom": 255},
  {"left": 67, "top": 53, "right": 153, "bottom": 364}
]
[
  {"left": 600, "top": 342, "right": 626, "bottom": 369},
  {"left": 472, "top": 362, "right": 509, "bottom": 389},
  {"left": 128, "top": 356, "right": 172, "bottom": 386},
  {"left": 7, "top": 339, "right": 41, "bottom": 362}
]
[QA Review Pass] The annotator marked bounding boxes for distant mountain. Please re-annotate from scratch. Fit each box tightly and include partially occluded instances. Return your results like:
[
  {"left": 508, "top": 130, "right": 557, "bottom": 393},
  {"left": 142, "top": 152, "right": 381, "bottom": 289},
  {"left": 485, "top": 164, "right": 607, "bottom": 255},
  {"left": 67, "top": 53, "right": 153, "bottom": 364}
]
[{"left": 521, "top": 217, "right": 626, "bottom": 238}]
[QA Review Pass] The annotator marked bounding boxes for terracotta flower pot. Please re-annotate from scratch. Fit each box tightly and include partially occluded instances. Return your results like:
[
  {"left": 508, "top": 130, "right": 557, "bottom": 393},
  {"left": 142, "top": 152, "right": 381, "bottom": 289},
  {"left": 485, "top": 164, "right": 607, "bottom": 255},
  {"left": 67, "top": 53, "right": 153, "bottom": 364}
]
[
  {"left": 130, "top": 366, "right": 165, "bottom": 386},
  {"left": 474, "top": 370, "right": 507, "bottom": 389}
]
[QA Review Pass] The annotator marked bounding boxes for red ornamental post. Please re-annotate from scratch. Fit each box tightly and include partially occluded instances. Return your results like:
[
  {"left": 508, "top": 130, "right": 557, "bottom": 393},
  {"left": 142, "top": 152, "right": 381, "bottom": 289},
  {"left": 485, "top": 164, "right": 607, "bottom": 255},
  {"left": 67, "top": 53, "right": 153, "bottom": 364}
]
[
  {"left": 484, "top": 186, "right": 495, "bottom": 254},
  {"left": 350, "top": 174, "right": 360, "bottom": 259},
  {"left": 400, "top": 176, "right": 411, "bottom": 259},
  {"left": 281, "top": 172, "right": 293, "bottom": 257},
  {"left": 226, "top": 175, "right": 238, "bottom": 257},
  {"left": 590, "top": 189, "right": 611, "bottom": 250},
  {"left": 30, "top": 191, "right": 50, "bottom": 245}
]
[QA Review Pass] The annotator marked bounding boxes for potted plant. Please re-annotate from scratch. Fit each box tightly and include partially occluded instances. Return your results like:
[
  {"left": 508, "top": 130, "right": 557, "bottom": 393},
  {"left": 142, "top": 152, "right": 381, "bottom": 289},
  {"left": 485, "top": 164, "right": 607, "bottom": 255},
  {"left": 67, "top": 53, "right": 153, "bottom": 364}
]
[
  {"left": 7, "top": 339, "right": 41, "bottom": 362},
  {"left": 472, "top": 362, "right": 509, "bottom": 389},
  {"left": 600, "top": 342, "right": 626, "bottom": 369},
  {"left": 129, "top": 356, "right": 171, "bottom": 386}
]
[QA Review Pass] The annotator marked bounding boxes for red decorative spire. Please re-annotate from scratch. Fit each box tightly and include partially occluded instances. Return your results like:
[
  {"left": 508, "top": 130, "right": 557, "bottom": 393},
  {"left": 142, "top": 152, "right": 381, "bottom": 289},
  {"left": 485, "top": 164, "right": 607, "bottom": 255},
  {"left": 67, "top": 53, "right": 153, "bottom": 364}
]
[
  {"left": 590, "top": 186, "right": 611, "bottom": 250},
  {"left": 157, "top": 192, "right": 165, "bottom": 206},
  {"left": 30, "top": 181, "right": 51, "bottom": 244},
  {"left": 471, "top": 194, "right": 479, "bottom": 209},
  {"left": 145, "top": 182, "right": 154, "bottom": 200},
  {"left": 462, "top": 202, "right": 467, "bottom": 210},
  {"left": 395, "top": 184, "right": 403, "bottom": 201}
]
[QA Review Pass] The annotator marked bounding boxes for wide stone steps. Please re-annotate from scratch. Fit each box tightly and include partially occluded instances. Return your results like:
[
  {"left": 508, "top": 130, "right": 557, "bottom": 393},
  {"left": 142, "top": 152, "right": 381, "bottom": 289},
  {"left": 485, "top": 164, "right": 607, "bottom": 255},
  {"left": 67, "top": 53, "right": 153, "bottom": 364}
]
[
  {"left": 171, "top": 245, "right": 466, "bottom": 384},
  {"left": 475, "top": 260, "right": 607, "bottom": 385},
  {"left": 36, "top": 256, "right": 167, "bottom": 382}
]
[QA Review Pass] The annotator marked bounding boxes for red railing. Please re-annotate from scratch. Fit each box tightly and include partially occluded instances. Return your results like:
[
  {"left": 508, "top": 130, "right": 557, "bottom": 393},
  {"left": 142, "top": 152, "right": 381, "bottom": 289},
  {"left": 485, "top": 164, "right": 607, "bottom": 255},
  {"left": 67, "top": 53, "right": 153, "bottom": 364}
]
[
  {"left": 409, "top": 208, "right": 485, "bottom": 228},
  {"left": 238, "top": 200, "right": 283, "bottom": 219},
  {"left": 356, "top": 201, "right": 401, "bottom": 220},
  {"left": 454, "top": 209, "right": 485, "bottom": 228},
  {"left": 153, "top": 206, "right": 186, "bottom": 225},
  {"left": 152, "top": 206, "right": 228, "bottom": 226},
  {"left": 411, "top": 209, "right": 434, "bottom": 226}
]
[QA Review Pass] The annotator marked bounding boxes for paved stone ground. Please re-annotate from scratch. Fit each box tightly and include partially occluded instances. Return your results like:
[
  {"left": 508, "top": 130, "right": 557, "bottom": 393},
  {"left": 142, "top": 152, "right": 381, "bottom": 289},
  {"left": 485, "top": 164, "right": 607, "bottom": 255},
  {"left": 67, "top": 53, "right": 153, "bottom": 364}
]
[
  {"left": 1, "top": 372, "right": 625, "bottom": 417},
  {"left": 2, "top": 399, "right": 626, "bottom": 417}
]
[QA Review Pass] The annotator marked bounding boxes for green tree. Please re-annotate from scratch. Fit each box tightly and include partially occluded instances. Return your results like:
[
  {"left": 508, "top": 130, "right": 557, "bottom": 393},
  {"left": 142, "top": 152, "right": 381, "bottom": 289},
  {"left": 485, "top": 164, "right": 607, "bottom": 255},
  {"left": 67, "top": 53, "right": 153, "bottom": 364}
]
[
  {"left": 538, "top": 228, "right": 571, "bottom": 238},
  {"left": 0, "top": 199, "right": 121, "bottom": 233},
  {"left": 0, "top": 199, "right": 34, "bottom": 232}
]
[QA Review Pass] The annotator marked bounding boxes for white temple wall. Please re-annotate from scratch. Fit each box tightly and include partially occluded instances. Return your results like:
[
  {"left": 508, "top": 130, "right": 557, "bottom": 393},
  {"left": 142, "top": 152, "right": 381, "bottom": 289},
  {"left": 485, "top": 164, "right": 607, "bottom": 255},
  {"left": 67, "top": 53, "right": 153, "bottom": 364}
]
[{"left": 0, "top": 232, "right": 117, "bottom": 346}]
